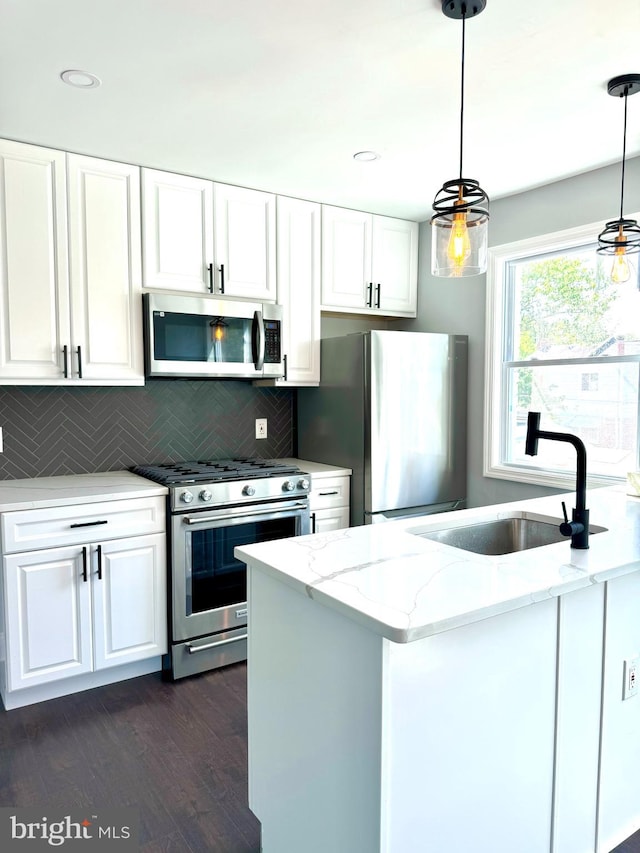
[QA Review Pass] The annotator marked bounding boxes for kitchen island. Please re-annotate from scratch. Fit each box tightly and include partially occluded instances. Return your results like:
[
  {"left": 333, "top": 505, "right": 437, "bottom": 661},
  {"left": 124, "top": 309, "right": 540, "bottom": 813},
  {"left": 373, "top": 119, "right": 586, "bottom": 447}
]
[{"left": 236, "top": 485, "right": 640, "bottom": 853}]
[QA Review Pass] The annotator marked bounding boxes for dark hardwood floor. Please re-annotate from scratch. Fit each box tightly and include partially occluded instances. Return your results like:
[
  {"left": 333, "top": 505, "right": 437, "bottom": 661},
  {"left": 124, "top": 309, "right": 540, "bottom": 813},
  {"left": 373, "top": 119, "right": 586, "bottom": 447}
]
[
  {"left": 0, "top": 664, "right": 260, "bottom": 851},
  {"left": 1, "top": 663, "right": 639, "bottom": 852}
]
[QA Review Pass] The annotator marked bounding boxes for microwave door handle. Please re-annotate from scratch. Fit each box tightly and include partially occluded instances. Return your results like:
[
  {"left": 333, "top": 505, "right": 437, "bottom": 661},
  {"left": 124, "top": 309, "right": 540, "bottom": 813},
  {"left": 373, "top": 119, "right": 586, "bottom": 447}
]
[{"left": 253, "top": 310, "right": 265, "bottom": 370}]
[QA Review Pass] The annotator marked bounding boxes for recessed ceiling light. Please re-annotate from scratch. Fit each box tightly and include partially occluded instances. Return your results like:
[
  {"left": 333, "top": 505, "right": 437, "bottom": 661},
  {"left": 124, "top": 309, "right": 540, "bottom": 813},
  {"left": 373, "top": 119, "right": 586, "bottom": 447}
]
[
  {"left": 353, "top": 151, "right": 380, "bottom": 162},
  {"left": 60, "top": 69, "right": 102, "bottom": 89}
]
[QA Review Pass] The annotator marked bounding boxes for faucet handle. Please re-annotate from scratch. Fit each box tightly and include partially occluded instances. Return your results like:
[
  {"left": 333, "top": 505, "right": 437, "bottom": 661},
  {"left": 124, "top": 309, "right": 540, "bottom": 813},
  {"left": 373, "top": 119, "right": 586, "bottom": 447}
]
[{"left": 559, "top": 501, "right": 585, "bottom": 538}]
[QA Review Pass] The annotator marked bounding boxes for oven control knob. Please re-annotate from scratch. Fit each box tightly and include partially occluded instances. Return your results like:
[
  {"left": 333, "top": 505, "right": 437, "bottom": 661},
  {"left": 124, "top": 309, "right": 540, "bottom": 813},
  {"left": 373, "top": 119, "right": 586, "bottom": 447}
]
[
  {"left": 242, "top": 485, "right": 256, "bottom": 497},
  {"left": 297, "top": 478, "right": 310, "bottom": 491},
  {"left": 180, "top": 490, "right": 194, "bottom": 504},
  {"left": 282, "top": 480, "right": 295, "bottom": 492},
  {"left": 199, "top": 489, "right": 212, "bottom": 502}
]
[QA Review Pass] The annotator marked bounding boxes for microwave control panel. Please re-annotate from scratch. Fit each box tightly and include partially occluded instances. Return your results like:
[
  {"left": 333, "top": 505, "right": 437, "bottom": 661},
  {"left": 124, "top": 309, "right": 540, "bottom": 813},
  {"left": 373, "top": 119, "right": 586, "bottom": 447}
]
[{"left": 264, "top": 320, "right": 281, "bottom": 364}]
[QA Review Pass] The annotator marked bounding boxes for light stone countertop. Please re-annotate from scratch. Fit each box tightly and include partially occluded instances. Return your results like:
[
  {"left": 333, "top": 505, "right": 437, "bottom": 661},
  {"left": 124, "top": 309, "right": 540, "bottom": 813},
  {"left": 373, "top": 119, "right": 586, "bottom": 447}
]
[
  {"left": 0, "top": 471, "right": 167, "bottom": 512},
  {"left": 275, "top": 458, "right": 353, "bottom": 478},
  {"left": 236, "top": 484, "right": 640, "bottom": 643}
]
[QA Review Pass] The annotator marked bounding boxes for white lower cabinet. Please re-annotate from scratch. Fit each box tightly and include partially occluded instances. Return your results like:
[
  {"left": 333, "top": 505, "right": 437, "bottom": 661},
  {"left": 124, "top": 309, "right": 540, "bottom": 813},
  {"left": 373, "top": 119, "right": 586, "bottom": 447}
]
[
  {"left": 0, "top": 495, "right": 167, "bottom": 704},
  {"left": 4, "top": 533, "right": 166, "bottom": 691},
  {"left": 311, "top": 475, "right": 350, "bottom": 532}
]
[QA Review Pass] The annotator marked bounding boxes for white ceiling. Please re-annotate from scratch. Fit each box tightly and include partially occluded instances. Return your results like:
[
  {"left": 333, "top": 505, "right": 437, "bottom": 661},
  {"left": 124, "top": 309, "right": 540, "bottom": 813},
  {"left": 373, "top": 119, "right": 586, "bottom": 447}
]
[{"left": 1, "top": 0, "right": 639, "bottom": 221}]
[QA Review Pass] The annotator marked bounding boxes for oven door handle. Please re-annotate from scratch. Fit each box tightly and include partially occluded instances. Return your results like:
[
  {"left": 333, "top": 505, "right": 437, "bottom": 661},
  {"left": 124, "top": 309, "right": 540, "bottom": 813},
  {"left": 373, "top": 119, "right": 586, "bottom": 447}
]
[
  {"left": 187, "top": 633, "right": 248, "bottom": 654},
  {"left": 182, "top": 501, "right": 309, "bottom": 524}
]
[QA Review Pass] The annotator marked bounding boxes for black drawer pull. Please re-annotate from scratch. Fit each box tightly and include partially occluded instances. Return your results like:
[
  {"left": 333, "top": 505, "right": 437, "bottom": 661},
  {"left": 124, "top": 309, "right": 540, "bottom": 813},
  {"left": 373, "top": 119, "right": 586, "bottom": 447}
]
[
  {"left": 69, "top": 519, "right": 109, "bottom": 529},
  {"left": 319, "top": 490, "right": 339, "bottom": 496}
]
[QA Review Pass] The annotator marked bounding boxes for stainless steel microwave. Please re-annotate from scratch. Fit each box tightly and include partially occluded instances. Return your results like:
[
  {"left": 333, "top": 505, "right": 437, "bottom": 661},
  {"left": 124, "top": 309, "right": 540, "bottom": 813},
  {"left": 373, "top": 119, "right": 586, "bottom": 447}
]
[{"left": 143, "top": 291, "right": 284, "bottom": 380}]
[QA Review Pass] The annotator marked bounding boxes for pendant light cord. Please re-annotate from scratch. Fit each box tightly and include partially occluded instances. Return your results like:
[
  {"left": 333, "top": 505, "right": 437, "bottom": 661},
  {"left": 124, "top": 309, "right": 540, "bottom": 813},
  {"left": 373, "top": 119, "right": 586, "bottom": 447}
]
[
  {"left": 619, "top": 86, "right": 629, "bottom": 221},
  {"left": 458, "top": 10, "right": 466, "bottom": 181}
]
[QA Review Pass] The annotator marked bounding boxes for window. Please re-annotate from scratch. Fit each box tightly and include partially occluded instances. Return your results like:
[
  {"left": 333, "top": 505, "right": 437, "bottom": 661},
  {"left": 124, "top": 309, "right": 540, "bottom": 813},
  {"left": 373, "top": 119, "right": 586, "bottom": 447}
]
[{"left": 485, "top": 218, "right": 640, "bottom": 490}]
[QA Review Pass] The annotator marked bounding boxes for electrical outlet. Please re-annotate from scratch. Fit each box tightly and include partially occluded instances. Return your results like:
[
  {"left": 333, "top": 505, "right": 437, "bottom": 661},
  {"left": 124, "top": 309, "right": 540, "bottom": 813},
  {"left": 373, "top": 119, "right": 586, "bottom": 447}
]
[
  {"left": 255, "top": 418, "right": 268, "bottom": 440},
  {"left": 623, "top": 657, "right": 639, "bottom": 700}
]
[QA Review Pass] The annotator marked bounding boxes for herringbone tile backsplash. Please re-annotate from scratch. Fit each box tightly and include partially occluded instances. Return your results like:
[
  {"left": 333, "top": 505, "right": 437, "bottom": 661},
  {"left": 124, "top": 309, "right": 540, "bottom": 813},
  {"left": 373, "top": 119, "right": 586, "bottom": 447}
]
[{"left": 0, "top": 381, "right": 294, "bottom": 480}]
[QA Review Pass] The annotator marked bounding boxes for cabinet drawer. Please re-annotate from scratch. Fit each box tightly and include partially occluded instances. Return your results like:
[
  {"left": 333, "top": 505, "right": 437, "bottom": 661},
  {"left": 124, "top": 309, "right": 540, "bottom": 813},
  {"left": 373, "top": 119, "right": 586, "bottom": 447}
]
[
  {"left": 309, "top": 476, "right": 350, "bottom": 510},
  {"left": 1, "top": 497, "right": 165, "bottom": 554}
]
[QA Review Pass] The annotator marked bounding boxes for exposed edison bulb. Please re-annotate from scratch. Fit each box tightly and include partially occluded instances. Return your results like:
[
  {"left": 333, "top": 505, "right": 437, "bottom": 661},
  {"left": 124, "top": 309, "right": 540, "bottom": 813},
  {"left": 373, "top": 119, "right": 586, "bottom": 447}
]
[
  {"left": 212, "top": 323, "right": 225, "bottom": 342},
  {"left": 611, "top": 248, "right": 631, "bottom": 283},
  {"left": 447, "top": 210, "right": 471, "bottom": 272},
  {"left": 611, "top": 224, "right": 631, "bottom": 283}
]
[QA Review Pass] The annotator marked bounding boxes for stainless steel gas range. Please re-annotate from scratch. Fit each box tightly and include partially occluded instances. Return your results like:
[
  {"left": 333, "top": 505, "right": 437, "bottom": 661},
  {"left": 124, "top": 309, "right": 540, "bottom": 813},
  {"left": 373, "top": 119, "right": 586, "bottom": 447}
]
[{"left": 132, "top": 458, "right": 311, "bottom": 680}]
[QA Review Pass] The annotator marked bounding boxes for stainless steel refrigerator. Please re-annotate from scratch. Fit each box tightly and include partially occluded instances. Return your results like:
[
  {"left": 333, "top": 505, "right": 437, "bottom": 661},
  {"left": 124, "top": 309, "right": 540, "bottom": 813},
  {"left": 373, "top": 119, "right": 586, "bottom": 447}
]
[{"left": 297, "top": 330, "right": 468, "bottom": 525}]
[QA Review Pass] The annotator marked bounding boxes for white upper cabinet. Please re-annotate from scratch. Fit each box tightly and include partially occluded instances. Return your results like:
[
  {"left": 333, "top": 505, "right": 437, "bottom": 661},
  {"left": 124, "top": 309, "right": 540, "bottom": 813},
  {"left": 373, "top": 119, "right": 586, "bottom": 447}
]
[
  {"left": 214, "top": 183, "right": 276, "bottom": 301},
  {"left": 371, "top": 215, "right": 418, "bottom": 315},
  {"left": 67, "top": 154, "right": 143, "bottom": 382},
  {"left": 141, "top": 168, "right": 276, "bottom": 300},
  {"left": 321, "top": 205, "right": 418, "bottom": 317},
  {"left": 0, "top": 140, "right": 143, "bottom": 385},
  {"left": 0, "top": 140, "right": 70, "bottom": 381},
  {"left": 141, "top": 169, "right": 214, "bottom": 292},
  {"left": 321, "top": 206, "right": 372, "bottom": 311},
  {"left": 257, "top": 196, "right": 320, "bottom": 387}
]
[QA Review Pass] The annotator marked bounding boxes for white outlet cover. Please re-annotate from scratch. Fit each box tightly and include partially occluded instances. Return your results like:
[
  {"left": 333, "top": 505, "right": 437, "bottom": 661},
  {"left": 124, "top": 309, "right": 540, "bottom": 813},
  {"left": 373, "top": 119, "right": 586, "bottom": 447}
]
[
  {"left": 255, "top": 418, "right": 268, "bottom": 439},
  {"left": 623, "top": 656, "right": 639, "bottom": 700}
]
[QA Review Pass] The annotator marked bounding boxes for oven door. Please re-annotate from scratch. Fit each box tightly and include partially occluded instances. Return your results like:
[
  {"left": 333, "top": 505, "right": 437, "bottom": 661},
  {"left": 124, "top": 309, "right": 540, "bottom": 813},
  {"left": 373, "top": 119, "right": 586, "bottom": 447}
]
[{"left": 171, "top": 498, "right": 310, "bottom": 642}]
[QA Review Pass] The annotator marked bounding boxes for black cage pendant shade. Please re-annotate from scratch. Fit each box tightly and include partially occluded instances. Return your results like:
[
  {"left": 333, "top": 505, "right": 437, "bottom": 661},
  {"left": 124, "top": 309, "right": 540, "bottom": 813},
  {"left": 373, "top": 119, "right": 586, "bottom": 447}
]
[
  {"left": 431, "top": 0, "right": 489, "bottom": 278},
  {"left": 597, "top": 74, "right": 640, "bottom": 283}
]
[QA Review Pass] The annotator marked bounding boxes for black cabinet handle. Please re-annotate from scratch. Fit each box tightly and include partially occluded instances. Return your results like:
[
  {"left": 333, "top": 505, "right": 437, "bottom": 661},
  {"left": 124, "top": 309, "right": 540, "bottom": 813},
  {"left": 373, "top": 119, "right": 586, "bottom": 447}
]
[
  {"left": 219, "top": 263, "right": 225, "bottom": 294},
  {"left": 311, "top": 511, "right": 316, "bottom": 533},
  {"left": 366, "top": 282, "right": 373, "bottom": 307},
  {"left": 96, "top": 544, "right": 103, "bottom": 580},
  {"left": 375, "top": 283, "right": 381, "bottom": 309},
  {"left": 70, "top": 519, "right": 108, "bottom": 529},
  {"left": 62, "top": 345, "right": 69, "bottom": 378},
  {"left": 76, "top": 345, "right": 83, "bottom": 378},
  {"left": 207, "top": 263, "right": 214, "bottom": 293},
  {"left": 81, "top": 545, "right": 89, "bottom": 582}
]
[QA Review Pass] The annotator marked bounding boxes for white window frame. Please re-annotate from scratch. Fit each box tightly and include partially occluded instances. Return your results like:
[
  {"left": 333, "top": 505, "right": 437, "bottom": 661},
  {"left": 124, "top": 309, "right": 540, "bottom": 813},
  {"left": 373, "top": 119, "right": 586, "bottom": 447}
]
[{"left": 484, "top": 216, "right": 640, "bottom": 491}]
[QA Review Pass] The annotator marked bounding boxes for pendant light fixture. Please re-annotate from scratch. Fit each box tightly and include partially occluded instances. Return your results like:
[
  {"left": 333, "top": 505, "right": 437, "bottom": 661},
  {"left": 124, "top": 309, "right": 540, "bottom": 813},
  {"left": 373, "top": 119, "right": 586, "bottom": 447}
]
[
  {"left": 431, "top": 0, "right": 489, "bottom": 278},
  {"left": 596, "top": 74, "right": 640, "bottom": 284}
]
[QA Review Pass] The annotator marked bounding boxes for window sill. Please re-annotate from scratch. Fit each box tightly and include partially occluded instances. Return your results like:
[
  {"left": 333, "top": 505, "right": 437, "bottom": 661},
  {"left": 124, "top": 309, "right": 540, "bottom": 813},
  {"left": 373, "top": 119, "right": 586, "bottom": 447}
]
[{"left": 483, "top": 460, "right": 621, "bottom": 492}]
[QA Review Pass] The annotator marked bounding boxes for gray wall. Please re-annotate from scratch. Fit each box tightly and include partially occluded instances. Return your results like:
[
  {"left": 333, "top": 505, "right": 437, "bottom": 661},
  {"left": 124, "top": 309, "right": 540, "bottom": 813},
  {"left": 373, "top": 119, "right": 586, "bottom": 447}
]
[{"left": 394, "top": 156, "right": 640, "bottom": 508}]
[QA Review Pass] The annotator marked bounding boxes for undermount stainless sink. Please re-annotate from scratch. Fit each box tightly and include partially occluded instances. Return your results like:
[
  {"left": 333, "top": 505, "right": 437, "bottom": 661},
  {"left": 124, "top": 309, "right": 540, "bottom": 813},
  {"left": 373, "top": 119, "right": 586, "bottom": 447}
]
[{"left": 412, "top": 513, "right": 607, "bottom": 556}]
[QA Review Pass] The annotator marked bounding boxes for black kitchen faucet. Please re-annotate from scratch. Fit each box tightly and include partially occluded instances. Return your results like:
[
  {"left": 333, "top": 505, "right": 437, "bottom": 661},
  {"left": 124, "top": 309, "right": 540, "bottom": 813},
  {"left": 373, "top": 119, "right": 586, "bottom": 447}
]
[{"left": 525, "top": 411, "right": 590, "bottom": 549}]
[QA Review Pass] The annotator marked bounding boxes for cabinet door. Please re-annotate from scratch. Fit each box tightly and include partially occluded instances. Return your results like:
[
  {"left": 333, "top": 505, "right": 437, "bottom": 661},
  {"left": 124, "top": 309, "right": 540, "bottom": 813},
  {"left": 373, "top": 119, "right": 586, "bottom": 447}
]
[
  {"left": 213, "top": 183, "right": 276, "bottom": 300},
  {"left": 312, "top": 507, "right": 350, "bottom": 533},
  {"left": 67, "top": 155, "right": 144, "bottom": 383},
  {"left": 91, "top": 533, "right": 167, "bottom": 670},
  {"left": 321, "top": 206, "right": 372, "bottom": 311},
  {"left": 0, "top": 140, "right": 70, "bottom": 380},
  {"left": 274, "top": 196, "right": 321, "bottom": 386},
  {"left": 4, "top": 546, "right": 92, "bottom": 691},
  {"left": 371, "top": 216, "right": 418, "bottom": 317},
  {"left": 141, "top": 168, "right": 213, "bottom": 292}
]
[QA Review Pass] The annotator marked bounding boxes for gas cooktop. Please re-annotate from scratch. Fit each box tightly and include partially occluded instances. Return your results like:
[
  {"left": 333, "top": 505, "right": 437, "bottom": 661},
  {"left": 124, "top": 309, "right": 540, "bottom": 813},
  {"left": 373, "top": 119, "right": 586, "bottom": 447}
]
[{"left": 132, "top": 458, "right": 301, "bottom": 486}]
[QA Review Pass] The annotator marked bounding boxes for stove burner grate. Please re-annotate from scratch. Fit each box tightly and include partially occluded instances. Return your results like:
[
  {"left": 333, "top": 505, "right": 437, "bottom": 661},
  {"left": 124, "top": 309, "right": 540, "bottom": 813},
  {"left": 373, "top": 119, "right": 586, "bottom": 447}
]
[{"left": 132, "top": 458, "right": 300, "bottom": 485}]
